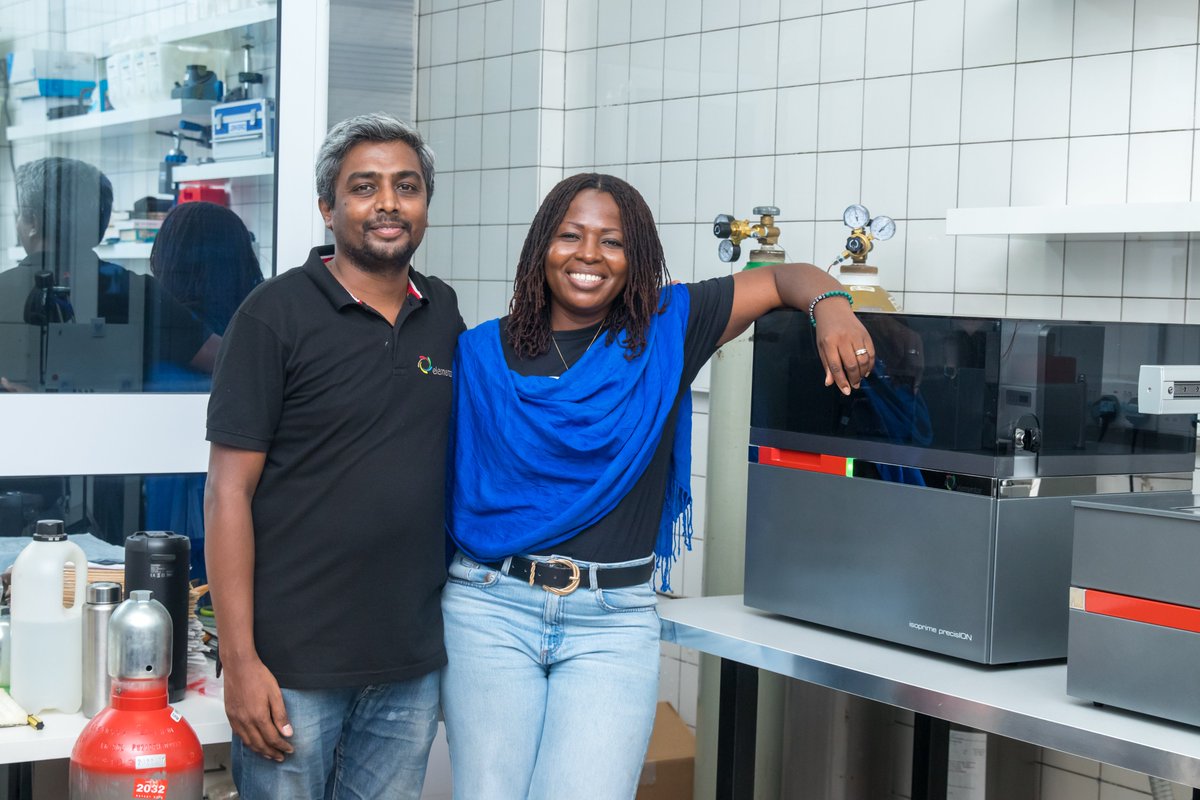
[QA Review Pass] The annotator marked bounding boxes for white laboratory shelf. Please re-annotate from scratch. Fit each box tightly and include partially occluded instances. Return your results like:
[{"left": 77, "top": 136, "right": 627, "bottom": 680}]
[
  {"left": 946, "top": 203, "right": 1200, "bottom": 236},
  {"left": 158, "top": 4, "right": 278, "bottom": 46},
  {"left": 5, "top": 99, "right": 217, "bottom": 143},
  {"left": 173, "top": 156, "right": 274, "bottom": 182},
  {"left": 96, "top": 242, "right": 154, "bottom": 260},
  {"left": 6, "top": 243, "right": 152, "bottom": 266},
  {"left": 0, "top": 690, "right": 229, "bottom": 765}
]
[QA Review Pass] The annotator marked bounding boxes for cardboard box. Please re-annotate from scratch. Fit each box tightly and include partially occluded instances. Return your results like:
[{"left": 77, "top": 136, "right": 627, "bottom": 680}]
[{"left": 637, "top": 702, "right": 695, "bottom": 800}]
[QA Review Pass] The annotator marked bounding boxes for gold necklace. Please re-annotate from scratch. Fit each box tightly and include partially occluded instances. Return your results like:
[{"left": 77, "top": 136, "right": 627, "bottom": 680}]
[{"left": 551, "top": 324, "right": 604, "bottom": 375}]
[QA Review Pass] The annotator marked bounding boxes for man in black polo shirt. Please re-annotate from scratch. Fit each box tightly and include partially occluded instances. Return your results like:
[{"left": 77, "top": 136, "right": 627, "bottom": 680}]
[{"left": 204, "top": 113, "right": 462, "bottom": 800}]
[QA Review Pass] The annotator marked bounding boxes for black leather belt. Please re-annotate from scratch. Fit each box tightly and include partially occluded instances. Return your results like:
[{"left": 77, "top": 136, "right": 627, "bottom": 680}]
[{"left": 485, "top": 555, "right": 655, "bottom": 596}]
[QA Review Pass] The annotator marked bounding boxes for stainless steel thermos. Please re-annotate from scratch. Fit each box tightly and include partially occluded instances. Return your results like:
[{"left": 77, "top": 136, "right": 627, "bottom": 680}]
[
  {"left": 123, "top": 532, "right": 190, "bottom": 702},
  {"left": 81, "top": 582, "right": 122, "bottom": 718}
]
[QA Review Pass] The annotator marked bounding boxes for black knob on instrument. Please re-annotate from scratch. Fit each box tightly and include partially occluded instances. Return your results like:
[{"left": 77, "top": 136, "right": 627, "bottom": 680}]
[{"left": 713, "top": 214, "right": 734, "bottom": 239}]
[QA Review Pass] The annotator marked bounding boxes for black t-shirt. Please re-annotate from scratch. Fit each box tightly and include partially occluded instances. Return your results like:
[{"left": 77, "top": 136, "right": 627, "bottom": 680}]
[
  {"left": 502, "top": 276, "right": 735, "bottom": 564},
  {"left": 206, "top": 245, "right": 463, "bottom": 689}
]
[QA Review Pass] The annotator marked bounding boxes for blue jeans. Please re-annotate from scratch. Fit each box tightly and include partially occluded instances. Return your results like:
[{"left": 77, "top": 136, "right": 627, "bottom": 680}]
[
  {"left": 232, "top": 671, "right": 440, "bottom": 800},
  {"left": 441, "top": 551, "right": 661, "bottom": 800}
]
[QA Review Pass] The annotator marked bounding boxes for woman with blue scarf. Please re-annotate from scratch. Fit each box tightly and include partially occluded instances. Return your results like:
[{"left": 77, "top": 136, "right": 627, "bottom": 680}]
[{"left": 443, "top": 173, "right": 872, "bottom": 798}]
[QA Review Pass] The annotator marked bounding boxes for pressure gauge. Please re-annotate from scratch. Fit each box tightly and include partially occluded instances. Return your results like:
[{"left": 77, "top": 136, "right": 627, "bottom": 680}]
[
  {"left": 868, "top": 215, "right": 896, "bottom": 241},
  {"left": 843, "top": 204, "right": 870, "bottom": 229},
  {"left": 718, "top": 239, "right": 741, "bottom": 263},
  {"left": 713, "top": 213, "right": 734, "bottom": 239}
]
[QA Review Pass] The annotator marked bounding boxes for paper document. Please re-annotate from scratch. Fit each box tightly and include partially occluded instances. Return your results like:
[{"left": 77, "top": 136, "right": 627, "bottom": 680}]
[{"left": 0, "top": 689, "right": 30, "bottom": 728}]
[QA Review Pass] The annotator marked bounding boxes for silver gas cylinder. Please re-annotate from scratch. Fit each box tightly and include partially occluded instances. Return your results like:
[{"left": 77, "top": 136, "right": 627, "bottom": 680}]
[
  {"left": 109, "top": 589, "right": 172, "bottom": 681},
  {"left": 70, "top": 590, "right": 202, "bottom": 800}
]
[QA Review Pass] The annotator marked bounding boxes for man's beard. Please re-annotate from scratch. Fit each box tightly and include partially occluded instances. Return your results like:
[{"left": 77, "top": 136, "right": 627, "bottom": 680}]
[{"left": 341, "top": 227, "right": 418, "bottom": 275}]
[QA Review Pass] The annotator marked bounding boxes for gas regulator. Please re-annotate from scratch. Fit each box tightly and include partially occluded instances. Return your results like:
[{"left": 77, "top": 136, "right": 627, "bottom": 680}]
[
  {"left": 712, "top": 206, "right": 783, "bottom": 265},
  {"left": 828, "top": 204, "right": 896, "bottom": 271}
]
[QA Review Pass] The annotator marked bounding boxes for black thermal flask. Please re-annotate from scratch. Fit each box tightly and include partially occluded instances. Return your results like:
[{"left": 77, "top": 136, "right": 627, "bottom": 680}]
[{"left": 124, "top": 531, "right": 191, "bottom": 702}]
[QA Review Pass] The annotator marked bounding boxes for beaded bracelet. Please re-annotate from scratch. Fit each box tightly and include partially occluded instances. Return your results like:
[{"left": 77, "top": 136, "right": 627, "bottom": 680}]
[{"left": 808, "top": 290, "right": 853, "bottom": 327}]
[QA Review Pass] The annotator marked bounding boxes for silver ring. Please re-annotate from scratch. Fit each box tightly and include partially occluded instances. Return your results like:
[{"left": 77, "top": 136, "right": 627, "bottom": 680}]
[{"left": 854, "top": 348, "right": 869, "bottom": 357}]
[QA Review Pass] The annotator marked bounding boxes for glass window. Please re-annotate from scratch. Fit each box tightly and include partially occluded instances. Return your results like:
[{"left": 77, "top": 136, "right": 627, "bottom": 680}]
[
  {"left": 1, "top": 0, "right": 279, "bottom": 394},
  {"left": 0, "top": 471, "right": 209, "bottom": 580},
  {"left": 752, "top": 310, "right": 1200, "bottom": 478}
]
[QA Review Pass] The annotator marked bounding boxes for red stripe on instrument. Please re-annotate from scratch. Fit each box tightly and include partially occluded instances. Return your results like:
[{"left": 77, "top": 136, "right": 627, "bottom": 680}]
[
  {"left": 757, "top": 447, "right": 847, "bottom": 476},
  {"left": 1083, "top": 588, "right": 1200, "bottom": 634}
]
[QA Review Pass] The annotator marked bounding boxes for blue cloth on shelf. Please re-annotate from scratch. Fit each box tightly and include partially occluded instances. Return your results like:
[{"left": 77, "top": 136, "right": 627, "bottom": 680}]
[{"left": 0, "top": 533, "right": 124, "bottom": 574}]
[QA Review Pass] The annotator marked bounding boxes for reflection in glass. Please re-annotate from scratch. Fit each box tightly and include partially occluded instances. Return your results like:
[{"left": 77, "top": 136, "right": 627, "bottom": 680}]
[
  {"left": 752, "top": 311, "right": 1200, "bottom": 479},
  {"left": 0, "top": 472, "right": 199, "bottom": 541},
  {"left": 147, "top": 200, "right": 263, "bottom": 391},
  {"left": 142, "top": 201, "right": 263, "bottom": 582},
  {"left": 1, "top": 158, "right": 221, "bottom": 393}
]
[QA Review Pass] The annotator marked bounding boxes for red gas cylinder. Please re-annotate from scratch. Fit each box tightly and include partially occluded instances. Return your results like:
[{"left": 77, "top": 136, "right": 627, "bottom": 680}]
[{"left": 70, "top": 592, "right": 203, "bottom": 799}]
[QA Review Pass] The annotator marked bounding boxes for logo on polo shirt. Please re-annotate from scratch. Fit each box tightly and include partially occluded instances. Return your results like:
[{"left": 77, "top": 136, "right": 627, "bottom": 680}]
[{"left": 417, "top": 355, "right": 452, "bottom": 378}]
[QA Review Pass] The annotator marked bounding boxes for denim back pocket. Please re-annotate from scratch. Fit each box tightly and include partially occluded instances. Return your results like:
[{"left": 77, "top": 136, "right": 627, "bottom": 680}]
[
  {"left": 594, "top": 581, "right": 657, "bottom": 613},
  {"left": 447, "top": 554, "right": 500, "bottom": 588}
]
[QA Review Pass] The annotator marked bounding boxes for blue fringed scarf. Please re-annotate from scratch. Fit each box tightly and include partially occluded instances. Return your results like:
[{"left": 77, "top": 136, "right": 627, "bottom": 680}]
[{"left": 448, "top": 283, "right": 693, "bottom": 591}]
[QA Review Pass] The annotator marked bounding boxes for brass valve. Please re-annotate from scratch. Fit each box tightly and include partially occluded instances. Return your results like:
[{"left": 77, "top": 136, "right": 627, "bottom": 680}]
[{"left": 712, "top": 206, "right": 781, "bottom": 263}]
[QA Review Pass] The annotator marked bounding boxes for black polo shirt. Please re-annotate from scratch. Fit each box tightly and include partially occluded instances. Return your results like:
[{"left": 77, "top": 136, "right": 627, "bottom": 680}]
[{"left": 207, "top": 245, "right": 463, "bottom": 689}]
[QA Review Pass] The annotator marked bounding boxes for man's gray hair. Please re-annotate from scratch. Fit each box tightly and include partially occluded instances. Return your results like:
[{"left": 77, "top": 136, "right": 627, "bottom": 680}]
[
  {"left": 16, "top": 157, "right": 114, "bottom": 245},
  {"left": 315, "top": 113, "right": 436, "bottom": 207}
]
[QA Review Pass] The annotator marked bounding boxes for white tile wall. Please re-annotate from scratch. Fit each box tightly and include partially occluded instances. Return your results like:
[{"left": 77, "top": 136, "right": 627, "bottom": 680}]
[
  {"left": 1014, "top": 59, "right": 1072, "bottom": 140},
  {"left": 1130, "top": 46, "right": 1196, "bottom": 133},
  {"left": 629, "top": 40, "right": 664, "bottom": 102},
  {"left": 963, "top": 0, "right": 1017, "bottom": 68},
  {"left": 776, "top": 84, "right": 819, "bottom": 153},
  {"left": 820, "top": 10, "right": 867, "bottom": 82},
  {"left": 958, "top": 142, "right": 1011, "bottom": 210},
  {"left": 819, "top": 80, "right": 865, "bottom": 151},
  {"left": 1064, "top": 238, "right": 1125, "bottom": 296},
  {"left": 909, "top": 71, "right": 961, "bottom": 146},
  {"left": 663, "top": 34, "right": 701, "bottom": 98},
  {"left": 697, "top": 94, "right": 738, "bottom": 158},
  {"left": 817, "top": 150, "right": 863, "bottom": 219},
  {"left": 698, "top": 28, "right": 738, "bottom": 94},
  {"left": 1128, "top": 131, "right": 1193, "bottom": 203},
  {"left": 1067, "top": 135, "right": 1129, "bottom": 204},
  {"left": 1016, "top": 0, "right": 1074, "bottom": 62},
  {"left": 1134, "top": 0, "right": 1200, "bottom": 50},
  {"left": 417, "top": 3, "right": 1200, "bottom": 794},
  {"left": 775, "top": 153, "right": 817, "bottom": 220},
  {"left": 954, "top": 235, "right": 1008, "bottom": 293},
  {"left": 1070, "top": 54, "right": 1132, "bottom": 137},
  {"left": 863, "top": 75, "right": 911, "bottom": 150},
  {"left": 1011, "top": 138, "right": 1070, "bottom": 205},
  {"left": 738, "top": 23, "right": 779, "bottom": 92},
  {"left": 906, "top": 145, "right": 958, "bottom": 218},
  {"left": 912, "top": 0, "right": 963, "bottom": 72},
  {"left": 860, "top": 147, "right": 908, "bottom": 219},
  {"left": 865, "top": 2, "right": 913, "bottom": 78},
  {"left": 777, "top": 15, "right": 820, "bottom": 86},
  {"left": 1075, "top": 0, "right": 1135, "bottom": 56}
]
